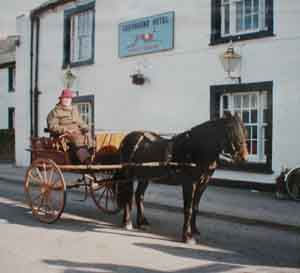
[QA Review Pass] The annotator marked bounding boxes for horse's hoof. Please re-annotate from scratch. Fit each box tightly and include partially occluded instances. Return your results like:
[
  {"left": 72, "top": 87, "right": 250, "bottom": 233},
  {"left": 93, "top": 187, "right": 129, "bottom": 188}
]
[
  {"left": 182, "top": 235, "right": 197, "bottom": 245},
  {"left": 137, "top": 219, "right": 150, "bottom": 231},
  {"left": 123, "top": 222, "right": 133, "bottom": 230},
  {"left": 137, "top": 223, "right": 151, "bottom": 231}
]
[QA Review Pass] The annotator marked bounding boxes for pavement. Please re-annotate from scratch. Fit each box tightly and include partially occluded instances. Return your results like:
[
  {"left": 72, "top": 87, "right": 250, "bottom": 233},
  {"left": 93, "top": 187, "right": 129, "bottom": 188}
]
[{"left": 0, "top": 163, "right": 299, "bottom": 232}]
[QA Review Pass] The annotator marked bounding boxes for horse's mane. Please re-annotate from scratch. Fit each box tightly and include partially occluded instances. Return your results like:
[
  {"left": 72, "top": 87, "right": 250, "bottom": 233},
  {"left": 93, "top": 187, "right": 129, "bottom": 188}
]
[{"left": 171, "top": 117, "right": 229, "bottom": 164}]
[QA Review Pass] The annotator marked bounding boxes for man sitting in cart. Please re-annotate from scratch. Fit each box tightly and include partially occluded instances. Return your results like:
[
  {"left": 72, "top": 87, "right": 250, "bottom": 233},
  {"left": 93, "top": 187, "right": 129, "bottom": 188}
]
[{"left": 47, "top": 88, "right": 92, "bottom": 163}]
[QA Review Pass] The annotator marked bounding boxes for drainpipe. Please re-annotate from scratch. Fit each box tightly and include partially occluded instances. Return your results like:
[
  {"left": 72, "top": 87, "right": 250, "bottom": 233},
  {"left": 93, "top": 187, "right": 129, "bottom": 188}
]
[
  {"left": 30, "top": 14, "right": 41, "bottom": 138},
  {"left": 33, "top": 16, "right": 41, "bottom": 137},
  {"left": 29, "top": 17, "right": 34, "bottom": 139}
]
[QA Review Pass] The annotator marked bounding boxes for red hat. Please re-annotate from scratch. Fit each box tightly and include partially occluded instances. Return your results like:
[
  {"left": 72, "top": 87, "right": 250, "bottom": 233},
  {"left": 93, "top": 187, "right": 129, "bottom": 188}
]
[{"left": 59, "top": 88, "right": 74, "bottom": 99}]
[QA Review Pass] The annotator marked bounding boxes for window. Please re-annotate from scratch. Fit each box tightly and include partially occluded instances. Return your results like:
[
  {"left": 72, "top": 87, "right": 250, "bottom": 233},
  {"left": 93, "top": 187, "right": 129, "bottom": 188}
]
[
  {"left": 211, "top": 0, "right": 273, "bottom": 45},
  {"left": 63, "top": 2, "right": 95, "bottom": 67},
  {"left": 8, "top": 66, "right": 15, "bottom": 92},
  {"left": 210, "top": 82, "right": 273, "bottom": 173},
  {"left": 73, "top": 95, "right": 94, "bottom": 136},
  {"left": 8, "top": 107, "right": 15, "bottom": 129},
  {"left": 220, "top": 92, "right": 267, "bottom": 163}
]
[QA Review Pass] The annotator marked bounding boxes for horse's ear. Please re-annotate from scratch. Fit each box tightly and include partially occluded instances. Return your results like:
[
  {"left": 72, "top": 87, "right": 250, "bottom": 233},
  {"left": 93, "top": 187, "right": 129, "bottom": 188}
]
[{"left": 223, "top": 111, "right": 232, "bottom": 119}]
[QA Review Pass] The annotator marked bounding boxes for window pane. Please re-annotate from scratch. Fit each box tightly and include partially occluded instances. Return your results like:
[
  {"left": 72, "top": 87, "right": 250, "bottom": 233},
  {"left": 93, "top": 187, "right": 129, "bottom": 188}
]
[
  {"left": 242, "top": 95, "right": 250, "bottom": 108},
  {"left": 252, "top": 126, "right": 257, "bottom": 139},
  {"left": 245, "top": 15, "right": 252, "bottom": 30},
  {"left": 222, "top": 95, "right": 228, "bottom": 109},
  {"left": 245, "top": 125, "right": 251, "bottom": 139},
  {"left": 247, "top": 141, "right": 251, "bottom": 153},
  {"left": 263, "top": 109, "right": 268, "bottom": 123},
  {"left": 242, "top": 110, "right": 250, "bottom": 123},
  {"left": 251, "top": 94, "right": 257, "bottom": 108},
  {"left": 252, "top": 140, "right": 257, "bottom": 155},
  {"left": 245, "top": 0, "right": 252, "bottom": 15},
  {"left": 224, "top": 5, "right": 230, "bottom": 34},
  {"left": 234, "top": 95, "right": 242, "bottom": 108},
  {"left": 236, "top": 1, "right": 243, "bottom": 32},
  {"left": 251, "top": 109, "right": 257, "bottom": 123},
  {"left": 254, "top": 0, "right": 259, "bottom": 13},
  {"left": 253, "top": 14, "right": 259, "bottom": 29},
  {"left": 261, "top": 92, "right": 267, "bottom": 108}
]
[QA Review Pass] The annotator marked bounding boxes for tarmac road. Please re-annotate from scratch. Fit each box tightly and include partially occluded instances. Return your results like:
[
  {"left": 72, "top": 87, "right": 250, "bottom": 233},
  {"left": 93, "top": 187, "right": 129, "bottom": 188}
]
[{"left": 0, "top": 178, "right": 299, "bottom": 273}]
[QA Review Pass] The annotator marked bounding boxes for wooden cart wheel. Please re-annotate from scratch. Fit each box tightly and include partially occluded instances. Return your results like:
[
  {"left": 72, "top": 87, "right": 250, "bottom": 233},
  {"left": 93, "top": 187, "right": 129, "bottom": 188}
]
[
  {"left": 89, "top": 174, "right": 121, "bottom": 215},
  {"left": 285, "top": 167, "right": 300, "bottom": 201},
  {"left": 24, "top": 158, "right": 66, "bottom": 223}
]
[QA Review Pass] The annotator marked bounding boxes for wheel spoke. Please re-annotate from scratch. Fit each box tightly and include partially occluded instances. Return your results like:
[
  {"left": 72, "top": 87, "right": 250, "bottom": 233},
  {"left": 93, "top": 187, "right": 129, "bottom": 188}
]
[
  {"left": 35, "top": 196, "right": 45, "bottom": 213},
  {"left": 48, "top": 167, "right": 54, "bottom": 184},
  {"left": 105, "top": 188, "right": 109, "bottom": 209},
  {"left": 43, "top": 163, "right": 48, "bottom": 184},
  {"left": 28, "top": 173, "right": 43, "bottom": 185},
  {"left": 45, "top": 196, "right": 56, "bottom": 214},
  {"left": 97, "top": 187, "right": 106, "bottom": 203},
  {"left": 93, "top": 182, "right": 106, "bottom": 191},
  {"left": 36, "top": 168, "right": 44, "bottom": 183}
]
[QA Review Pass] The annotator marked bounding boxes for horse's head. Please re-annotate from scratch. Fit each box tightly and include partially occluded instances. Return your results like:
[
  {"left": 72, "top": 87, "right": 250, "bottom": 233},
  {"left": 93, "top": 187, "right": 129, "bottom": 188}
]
[{"left": 223, "top": 112, "right": 249, "bottom": 162}]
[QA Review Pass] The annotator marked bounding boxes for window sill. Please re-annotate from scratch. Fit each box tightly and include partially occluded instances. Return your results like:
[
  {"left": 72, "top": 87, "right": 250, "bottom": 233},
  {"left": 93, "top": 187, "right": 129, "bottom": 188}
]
[
  {"left": 218, "top": 160, "right": 273, "bottom": 174},
  {"left": 210, "top": 31, "right": 275, "bottom": 46},
  {"left": 63, "top": 59, "right": 94, "bottom": 69}
]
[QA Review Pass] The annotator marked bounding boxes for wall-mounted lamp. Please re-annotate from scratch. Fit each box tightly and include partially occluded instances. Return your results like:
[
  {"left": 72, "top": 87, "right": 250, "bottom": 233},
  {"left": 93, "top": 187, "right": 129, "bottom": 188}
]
[
  {"left": 63, "top": 65, "right": 77, "bottom": 88},
  {"left": 219, "top": 41, "right": 242, "bottom": 83}
]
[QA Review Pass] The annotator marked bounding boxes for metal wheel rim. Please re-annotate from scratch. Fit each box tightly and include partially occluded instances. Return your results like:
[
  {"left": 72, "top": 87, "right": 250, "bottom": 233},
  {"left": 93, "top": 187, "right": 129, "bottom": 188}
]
[
  {"left": 24, "top": 158, "right": 66, "bottom": 223},
  {"left": 285, "top": 168, "right": 300, "bottom": 201}
]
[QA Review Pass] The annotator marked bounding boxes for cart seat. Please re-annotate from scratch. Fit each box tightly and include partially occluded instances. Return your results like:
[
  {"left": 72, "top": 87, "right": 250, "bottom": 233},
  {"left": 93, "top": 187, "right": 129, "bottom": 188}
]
[{"left": 94, "top": 132, "right": 126, "bottom": 164}]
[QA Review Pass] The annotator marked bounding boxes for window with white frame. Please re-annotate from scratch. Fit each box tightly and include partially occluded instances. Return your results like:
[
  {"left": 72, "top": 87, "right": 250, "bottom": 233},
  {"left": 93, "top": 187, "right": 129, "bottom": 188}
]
[
  {"left": 220, "top": 91, "right": 268, "bottom": 163},
  {"left": 210, "top": 0, "right": 273, "bottom": 45},
  {"left": 70, "top": 10, "right": 94, "bottom": 63},
  {"left": 221, "top": 0, "right": 266, "bottom": 36},
  {"left": 63, "top": 2, "right": 95, "bottom": 67},
  {"left": 73, "top": 95, "right": 94, "bottom": 136},
  {"left": 76, "top": 102, "right": 92, "bottom": 126}
]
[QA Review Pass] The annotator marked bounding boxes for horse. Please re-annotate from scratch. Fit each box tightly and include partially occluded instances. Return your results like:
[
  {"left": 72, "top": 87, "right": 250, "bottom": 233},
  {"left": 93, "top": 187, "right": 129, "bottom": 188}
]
[{"left": 116, "top": 112, "right": 249, "bottom": 244}]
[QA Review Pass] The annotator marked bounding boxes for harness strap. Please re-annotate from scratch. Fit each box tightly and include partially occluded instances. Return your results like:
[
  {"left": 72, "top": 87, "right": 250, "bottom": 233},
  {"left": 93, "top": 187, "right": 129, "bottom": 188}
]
[{"left": 128, "top": 134, "right": 145, "bottom": 162}]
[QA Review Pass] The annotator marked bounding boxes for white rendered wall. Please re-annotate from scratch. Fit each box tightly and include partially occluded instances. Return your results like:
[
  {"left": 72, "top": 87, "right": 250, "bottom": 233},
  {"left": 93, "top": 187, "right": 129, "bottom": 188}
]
[
  {"left": 0, "top": 67, "right": 15, "bottom": 129},
  {"left": 15, "top": 15, "right": 31, "bottom": 167},
  {"left": 15, "top": 0, "right": 300, "bottom": 183}
]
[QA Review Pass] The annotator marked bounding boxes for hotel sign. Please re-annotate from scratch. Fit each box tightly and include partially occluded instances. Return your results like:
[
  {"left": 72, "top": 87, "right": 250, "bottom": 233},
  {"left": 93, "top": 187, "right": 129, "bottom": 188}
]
[{"left": 119, "top": 12, "right": 174, "bottom": 58}]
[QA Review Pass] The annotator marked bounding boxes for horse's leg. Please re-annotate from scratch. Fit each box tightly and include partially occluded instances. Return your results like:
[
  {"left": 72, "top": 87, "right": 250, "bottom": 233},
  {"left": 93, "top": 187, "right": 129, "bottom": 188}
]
[
  {"left": 119, "top": 180, "right": 134, "bottom": 230},
  {"left": 182, "top": 182, "right": 197, "bottom": 244},
  {"left": 135, "top": 179, "right": 150, "bottom": 230},
  {"left": 191, "top": 176, "right": 209, "bottom": 236}
]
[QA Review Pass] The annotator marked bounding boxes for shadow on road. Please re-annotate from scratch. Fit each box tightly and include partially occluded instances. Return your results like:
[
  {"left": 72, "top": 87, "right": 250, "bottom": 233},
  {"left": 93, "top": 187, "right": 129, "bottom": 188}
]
[{"left": 43, "top": 259, "right": 241, "bottom": 273}]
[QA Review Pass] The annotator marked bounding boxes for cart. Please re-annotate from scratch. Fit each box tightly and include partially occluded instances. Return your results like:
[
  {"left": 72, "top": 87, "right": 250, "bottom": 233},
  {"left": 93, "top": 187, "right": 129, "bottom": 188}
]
[
  {"left": 25, "top": 131, "right": 195, "bottom": 223},
  {"left": 24, "top": 131, "right": 127, "bottom": 223}
]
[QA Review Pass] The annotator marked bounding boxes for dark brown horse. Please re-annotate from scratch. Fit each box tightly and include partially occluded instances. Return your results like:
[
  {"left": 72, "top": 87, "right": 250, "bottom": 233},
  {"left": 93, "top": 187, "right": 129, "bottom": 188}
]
[{"left": 117, "top": 112, "right": 248, "bottom": 244}]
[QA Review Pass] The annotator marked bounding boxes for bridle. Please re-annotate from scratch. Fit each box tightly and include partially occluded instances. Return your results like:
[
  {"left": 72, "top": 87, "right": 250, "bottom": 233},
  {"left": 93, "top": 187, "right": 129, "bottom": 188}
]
[{"left": 222, "top": 119, "right": 246, "bottom": 162}]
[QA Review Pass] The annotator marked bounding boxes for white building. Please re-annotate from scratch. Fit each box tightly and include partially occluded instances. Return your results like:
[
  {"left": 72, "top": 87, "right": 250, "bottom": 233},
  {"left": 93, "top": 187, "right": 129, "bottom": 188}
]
[
  {"left": 15, "top": 0, "right": 300, "bottom": 185},
  {"left": 0, "top": 36, "right": 17, "bottom": 130}
]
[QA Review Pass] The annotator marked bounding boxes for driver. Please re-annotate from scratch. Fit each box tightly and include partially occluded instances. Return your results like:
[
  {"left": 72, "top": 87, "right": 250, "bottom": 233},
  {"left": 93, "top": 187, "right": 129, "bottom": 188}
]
[{"left": 47, "top": 88, "right": 92, "bottom": 163}]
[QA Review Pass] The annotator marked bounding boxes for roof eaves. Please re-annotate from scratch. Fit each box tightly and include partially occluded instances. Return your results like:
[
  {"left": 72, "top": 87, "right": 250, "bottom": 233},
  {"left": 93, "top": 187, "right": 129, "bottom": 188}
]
[{"left": 30, "top": 0, "right": 75, "bottom": 18}]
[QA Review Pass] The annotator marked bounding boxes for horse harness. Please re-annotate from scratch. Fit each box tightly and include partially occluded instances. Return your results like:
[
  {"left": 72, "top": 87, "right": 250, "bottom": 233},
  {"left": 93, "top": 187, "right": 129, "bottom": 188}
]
[{"left": 128, "top": 131, "right": 173, "bottom": 164}]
